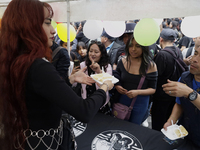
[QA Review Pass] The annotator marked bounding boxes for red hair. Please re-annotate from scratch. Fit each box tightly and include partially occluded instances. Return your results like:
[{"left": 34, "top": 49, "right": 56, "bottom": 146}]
[{"left": 0, "top": 0, "right": 53, "bottom": 149}]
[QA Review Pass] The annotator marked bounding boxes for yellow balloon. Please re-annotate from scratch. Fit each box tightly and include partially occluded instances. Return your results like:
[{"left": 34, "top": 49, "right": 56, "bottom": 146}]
[{"left": 57, "top": 23, "right": 76, "bottom": 42}]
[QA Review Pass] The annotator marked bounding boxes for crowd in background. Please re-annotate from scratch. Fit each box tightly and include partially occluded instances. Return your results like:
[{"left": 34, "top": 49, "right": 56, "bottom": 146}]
[{"left": 51, "top": 17, "right": 200, "bottom": 149}]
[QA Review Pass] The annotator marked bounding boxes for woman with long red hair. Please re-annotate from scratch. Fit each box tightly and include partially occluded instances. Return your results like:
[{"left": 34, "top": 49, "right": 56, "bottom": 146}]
[{"left": 0, "top": 0, "right": 113, "bottom": 150}]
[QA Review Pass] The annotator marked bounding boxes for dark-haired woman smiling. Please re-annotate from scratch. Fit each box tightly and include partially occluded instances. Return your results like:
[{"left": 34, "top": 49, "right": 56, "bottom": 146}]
[
  {"left": 114, "top": 36, "right": 158, "bottom": 125},
  {"left": 79, "top": 40, "right": 112, "bottom": 105}
]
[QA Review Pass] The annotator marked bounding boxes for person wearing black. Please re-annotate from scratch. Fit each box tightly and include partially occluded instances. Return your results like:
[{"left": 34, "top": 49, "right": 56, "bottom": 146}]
[
  {"left": 151, "top": 28, "right": 185, "bottom": 131},
  {"left": 0, "top": 1, "right": 114, "bottom": 150},
  {"left": 178, "top": 35, "right": 195, "bottom": 51},
  {"left": 51, "top": 41, "right": 70, "bottom": 80},
  {"left": 113, "top": 36, "right": 157, "bottom": 125}
]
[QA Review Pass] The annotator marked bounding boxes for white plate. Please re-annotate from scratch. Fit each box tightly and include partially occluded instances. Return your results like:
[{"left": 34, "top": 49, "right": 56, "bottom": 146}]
[
  {"left": 91, "top": 73, "right": 119, "bottom": 84},
  {"left": 161, "top": 124, "right": 188, "bottom": 140}
]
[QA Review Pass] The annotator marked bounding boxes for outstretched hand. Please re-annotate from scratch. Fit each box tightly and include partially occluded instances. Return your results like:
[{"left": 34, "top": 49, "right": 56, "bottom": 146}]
[{"left": 71, "top": 66, "right": 95, "bottom": 85}]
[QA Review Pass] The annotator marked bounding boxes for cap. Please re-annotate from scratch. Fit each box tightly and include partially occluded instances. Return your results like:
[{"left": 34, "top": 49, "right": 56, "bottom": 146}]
[
  {"left": 101, "top": 30, "right": 115, "bottom": 41},
  {"left": 124, "top": 22, "right": 136, "bottom": 33},
  {"left": 160, "top": 28, "right": 177, "bottom": 40}
]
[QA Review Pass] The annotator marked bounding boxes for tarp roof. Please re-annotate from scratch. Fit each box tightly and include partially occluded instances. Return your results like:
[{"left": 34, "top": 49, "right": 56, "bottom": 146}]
[{"left": 0, "top": 0, "right": 200, "bottom": 22}]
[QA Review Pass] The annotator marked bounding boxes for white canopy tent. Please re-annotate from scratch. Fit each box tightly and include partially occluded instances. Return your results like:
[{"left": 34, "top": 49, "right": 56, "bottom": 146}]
[
  {"left": 1, "top": 0, "right": 200, "bottom": 76},
  {"left": 0, "top": 0, "right": 200, "bottom": 21}
]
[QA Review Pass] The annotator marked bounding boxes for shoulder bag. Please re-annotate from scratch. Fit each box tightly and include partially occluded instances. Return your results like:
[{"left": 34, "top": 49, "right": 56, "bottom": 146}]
[{"left": 112, "top": 75, "right": 146, "bottom": 120}]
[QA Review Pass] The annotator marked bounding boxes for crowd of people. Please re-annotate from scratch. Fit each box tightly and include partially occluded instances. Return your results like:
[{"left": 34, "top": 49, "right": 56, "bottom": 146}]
[{"left": 0, "top": 0, "right": 200, "bottom": 150}]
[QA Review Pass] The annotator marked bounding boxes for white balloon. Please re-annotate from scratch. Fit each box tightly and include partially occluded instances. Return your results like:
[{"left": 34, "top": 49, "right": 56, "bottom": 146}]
[
  {"left": 83, "top": 20, "right": 104, "bottom": 40},
  {"left": 153, "top": 18, "right": 163, "bottom": 26},
  {"left": 103, "top": 21, "right": 126, "bottom": 38},
  {"left": 181, "top": 16, "right": 200, "bottom": 38}
]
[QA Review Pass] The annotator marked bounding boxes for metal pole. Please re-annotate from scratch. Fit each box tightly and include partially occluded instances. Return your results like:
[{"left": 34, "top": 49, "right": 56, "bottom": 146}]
[{"left": 67, "top": 0, "right": 70, "bottom": 76}]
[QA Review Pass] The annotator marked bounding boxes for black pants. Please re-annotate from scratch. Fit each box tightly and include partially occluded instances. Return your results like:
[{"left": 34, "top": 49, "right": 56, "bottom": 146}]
[{"left": 151, "top": 98, "right": 175, "bottom": 131}]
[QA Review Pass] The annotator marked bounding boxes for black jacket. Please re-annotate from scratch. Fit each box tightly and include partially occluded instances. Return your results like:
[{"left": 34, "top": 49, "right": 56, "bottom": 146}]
[{"left": 51, "top": 41, "right": 70, "bottom": 80}]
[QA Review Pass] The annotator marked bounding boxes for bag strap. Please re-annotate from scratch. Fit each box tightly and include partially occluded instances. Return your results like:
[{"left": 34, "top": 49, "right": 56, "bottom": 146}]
[
  {"left": 187, "top": 38, "right": 193, "bottom": 49},
  {"left": 186, "top": 46, "right": 193, "bottom": 58},
  {"left": 129, "top": 75, "right": 146, "bottom": 108},
  {"left": 164, "top": 48, "right": 185, "bottom": 71},
  {"left": 52, "top": 46, "right": 63, "bottom": 59}
]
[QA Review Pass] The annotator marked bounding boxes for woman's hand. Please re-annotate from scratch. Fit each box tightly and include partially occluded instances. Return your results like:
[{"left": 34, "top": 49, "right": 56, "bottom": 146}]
[
  {"left": 126, "top": 90, "right": 139, "bottom": 98},
  {"left": 103, "top": 80, "right": 114, "bottom": 90},
  {"left": 100, "top": 80, "right": 114, "bottom": 92},
  {"left": 69, "top": 66, "right": 95, "bottom": 85},
  {"left": 115, "top": 85, "right": 127, "bottom": 95},
  {"left": 90, "top": 60, "right": 102, "bottom": 73},
  {"left": 71, "top": 66, "right": 80, "bottom": 75}
]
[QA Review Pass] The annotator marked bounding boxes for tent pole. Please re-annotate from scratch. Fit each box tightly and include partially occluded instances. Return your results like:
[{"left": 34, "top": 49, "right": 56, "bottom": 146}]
[{"left": 67, "top": 0, "right": 70, "bottom": 76}]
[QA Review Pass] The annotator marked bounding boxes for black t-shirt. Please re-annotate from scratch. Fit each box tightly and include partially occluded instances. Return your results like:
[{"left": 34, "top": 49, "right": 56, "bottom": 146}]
[
  {"left": 178, "top": 36, "right": 194, "bottom": 48},
  {"left": 114, "top": 59, "right": 157, "bottom": 90}
]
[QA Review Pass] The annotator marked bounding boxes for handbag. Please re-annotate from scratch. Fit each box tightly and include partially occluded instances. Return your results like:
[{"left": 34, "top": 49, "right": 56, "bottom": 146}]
[{"left": 112, "top": 75, "right": 146, "bottom": 120}]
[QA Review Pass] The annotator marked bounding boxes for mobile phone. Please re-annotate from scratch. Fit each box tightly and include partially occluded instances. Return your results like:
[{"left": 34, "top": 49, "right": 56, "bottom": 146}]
[{"left": 74, "top": 59, "right": 80, "bottom": 67}]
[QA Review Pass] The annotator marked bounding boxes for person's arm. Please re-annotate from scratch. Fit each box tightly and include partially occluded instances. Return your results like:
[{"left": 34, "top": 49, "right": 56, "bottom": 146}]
[
  {"left": 69, "top": 66, "right": 94, "bottom": 86},
  {"left": 163, "top": 103, "right": 183, "bottom": 130},
  {"left": 180, "top": 46, "right": 186, "bottom": 51},
  {"left": 126, "top": 88, "right": 156, "bottom": 98},
  {"left": 106, "top": 64, "right": 113, "bottom": 75},
  {"left": 113, "top": 59, "right": 128, "bottom": 94},
  {"left": 31, "top": 60, "right": 113, "bottom": 122},
  {"left": 162, "top": 79, "right": 200, "bottom": 110}
]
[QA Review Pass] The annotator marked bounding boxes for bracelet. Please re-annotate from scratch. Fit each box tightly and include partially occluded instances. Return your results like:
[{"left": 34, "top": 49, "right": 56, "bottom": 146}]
[{"left": 100, "top": 82, "right": 109, "bottom": 91}]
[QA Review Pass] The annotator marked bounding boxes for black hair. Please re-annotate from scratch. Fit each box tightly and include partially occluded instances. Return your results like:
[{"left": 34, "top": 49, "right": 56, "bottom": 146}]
[
  {"left": 60, "top": 40, "right": 73, "bottom": 47},
  {"left": 85, "top": 40, "right": 109, "bottom": 75},
  {"left": 76, "top": 41, "right": 87, "bottom": 52},
  {"left": 171, "top": 21, "right": 178, "bottom": 30},
  {"left": 125, "top": 36, "right": 154, "bottom": 75},
  {"left": 166, "top": 18, "right": 172, "bottom": 26}
]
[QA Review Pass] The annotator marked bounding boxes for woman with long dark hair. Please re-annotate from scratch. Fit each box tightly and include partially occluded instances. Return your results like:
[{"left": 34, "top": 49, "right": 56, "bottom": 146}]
[
  {"left": 0, "top": 0, "right": 113, "bottom": 150},
  {"left": 79, "top": 40, "right": 112, "bottom": 105},
  {"left": 114, "top": 36, "right": 158, "bottom": 124}
]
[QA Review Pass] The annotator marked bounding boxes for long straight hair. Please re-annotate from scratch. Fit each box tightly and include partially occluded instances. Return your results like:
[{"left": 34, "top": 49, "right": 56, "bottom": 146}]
[
  {"left": 0, "top": 0, "right": 53, "bottom": 149},
  {"left": 125, "top": 36, "right": 153, "bottom": 75}
]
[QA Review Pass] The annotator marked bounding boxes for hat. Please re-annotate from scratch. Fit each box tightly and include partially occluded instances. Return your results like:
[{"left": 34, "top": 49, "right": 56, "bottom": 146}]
[
  {"left": 101, "top": 30, "right": 115, "bottom": 41},
  {"left": 124, "top": 22, "right": 136, "bottom": 33},
  {"left": 160, "top": 28, "right": 177, "bottom": 40}
]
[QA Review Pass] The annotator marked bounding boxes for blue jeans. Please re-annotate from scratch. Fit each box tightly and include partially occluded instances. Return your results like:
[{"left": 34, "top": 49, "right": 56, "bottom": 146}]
[{"left": 119, "top": 94, "right": 149, "bottom": 124}]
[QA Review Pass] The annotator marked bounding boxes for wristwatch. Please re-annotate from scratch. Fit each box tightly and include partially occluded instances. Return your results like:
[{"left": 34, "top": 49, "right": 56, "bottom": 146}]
[{"left": 188, "top": 90, "right": 198, "bottom": 101}]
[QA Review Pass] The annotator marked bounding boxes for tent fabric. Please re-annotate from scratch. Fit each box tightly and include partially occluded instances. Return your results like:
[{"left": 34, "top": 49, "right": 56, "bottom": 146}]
[
  {"left": 51, "top": 0, "right": 200, "bottom": 22},
  {"left": 0, "top": 0, "right": 200, "bottom": 22}
]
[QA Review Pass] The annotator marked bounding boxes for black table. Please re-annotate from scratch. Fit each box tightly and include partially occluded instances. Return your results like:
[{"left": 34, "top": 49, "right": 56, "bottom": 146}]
[{"left": 75, "top": 113, "right": 174, "bottom": 150}]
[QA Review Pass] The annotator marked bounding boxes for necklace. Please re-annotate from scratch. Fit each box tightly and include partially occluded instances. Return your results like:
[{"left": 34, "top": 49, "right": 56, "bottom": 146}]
[{"left": 194, "top": 79, "right": 200, "bottom": 93}]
